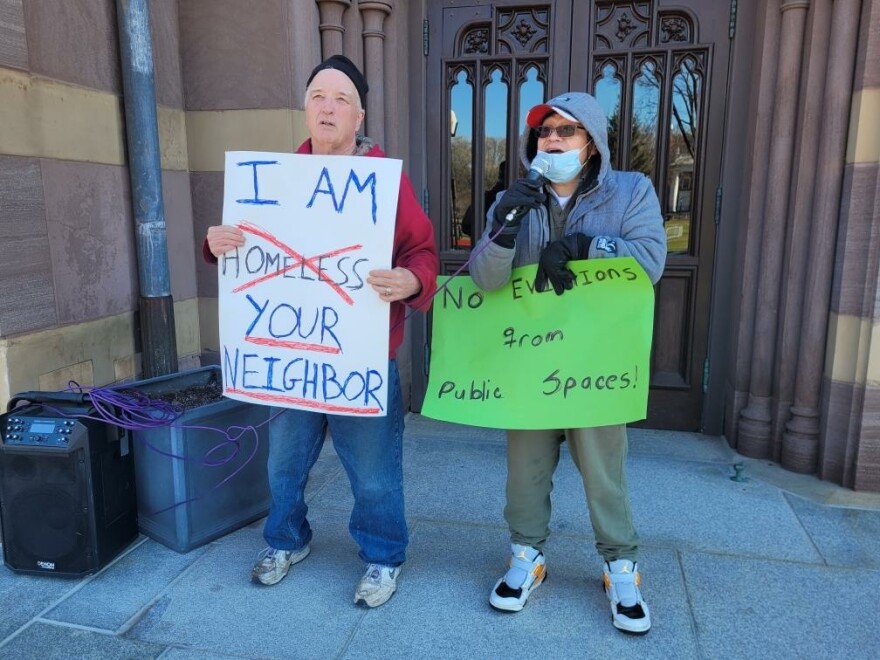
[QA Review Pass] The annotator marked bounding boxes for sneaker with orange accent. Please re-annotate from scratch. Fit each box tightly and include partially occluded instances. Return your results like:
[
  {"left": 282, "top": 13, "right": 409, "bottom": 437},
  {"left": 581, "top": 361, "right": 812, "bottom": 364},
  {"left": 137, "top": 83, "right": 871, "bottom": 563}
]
[
  {"left": 489, "top": 543, "right": 547, "bottom": 612},
  {"left": 603, "top": 559, "right": 651, "bottom": 634}
]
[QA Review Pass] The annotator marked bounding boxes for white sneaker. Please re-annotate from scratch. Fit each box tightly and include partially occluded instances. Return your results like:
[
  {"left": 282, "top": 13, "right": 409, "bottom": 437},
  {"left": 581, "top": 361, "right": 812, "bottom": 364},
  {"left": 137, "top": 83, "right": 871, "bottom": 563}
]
[
  {"left": 251, "top": 545, "right": 310, "bottom": 585},
  {"left": 603, "top": 559, "right": 651, "bottom": 634},
  {"left": 489, "top": 543, "right": 547, "bottom": 612},
  {"left": 354, "top": 564, "right": 400, "bottom": 607}
]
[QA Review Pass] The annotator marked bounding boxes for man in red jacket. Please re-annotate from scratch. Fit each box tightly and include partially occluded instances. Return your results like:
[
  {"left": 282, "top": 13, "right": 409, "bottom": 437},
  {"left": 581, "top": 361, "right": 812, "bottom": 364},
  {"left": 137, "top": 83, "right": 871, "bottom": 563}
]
[{"left": 205, "top": 55, "right": 438, "bottom": 608}]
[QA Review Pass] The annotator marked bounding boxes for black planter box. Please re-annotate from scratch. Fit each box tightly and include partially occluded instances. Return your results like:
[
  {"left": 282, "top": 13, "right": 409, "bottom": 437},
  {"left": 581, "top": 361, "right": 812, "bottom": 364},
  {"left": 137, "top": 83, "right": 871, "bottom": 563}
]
[{"left": 117, "top": 366, "right": 271, "bottom": 552}]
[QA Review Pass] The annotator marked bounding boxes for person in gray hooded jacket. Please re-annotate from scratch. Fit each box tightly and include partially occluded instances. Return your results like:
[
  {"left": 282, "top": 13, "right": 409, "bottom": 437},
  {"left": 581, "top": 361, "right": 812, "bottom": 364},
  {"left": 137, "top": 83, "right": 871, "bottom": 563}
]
[{"left": 469, "top": 92, "right": 666, "bottom": 634}]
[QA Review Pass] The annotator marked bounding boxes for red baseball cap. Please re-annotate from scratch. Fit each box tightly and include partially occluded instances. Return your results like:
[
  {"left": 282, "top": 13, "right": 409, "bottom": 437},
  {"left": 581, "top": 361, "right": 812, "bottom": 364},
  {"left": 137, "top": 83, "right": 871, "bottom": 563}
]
[{"left": 526, "top": 104, "right": 578, "bottom": 128}]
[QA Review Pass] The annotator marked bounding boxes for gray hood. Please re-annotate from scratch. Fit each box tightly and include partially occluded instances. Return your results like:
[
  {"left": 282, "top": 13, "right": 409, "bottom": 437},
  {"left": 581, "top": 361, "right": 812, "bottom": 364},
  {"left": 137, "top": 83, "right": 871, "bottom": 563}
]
[{"left": 519, "top": 91, "right": 611, "bottom": 187}]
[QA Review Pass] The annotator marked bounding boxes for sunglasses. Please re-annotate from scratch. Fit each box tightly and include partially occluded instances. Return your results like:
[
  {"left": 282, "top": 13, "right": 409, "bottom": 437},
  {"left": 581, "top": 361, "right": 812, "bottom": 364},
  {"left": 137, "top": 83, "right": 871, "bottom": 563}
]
[{"left": 533, "top": 124, "right": 586, "bottom": 139}]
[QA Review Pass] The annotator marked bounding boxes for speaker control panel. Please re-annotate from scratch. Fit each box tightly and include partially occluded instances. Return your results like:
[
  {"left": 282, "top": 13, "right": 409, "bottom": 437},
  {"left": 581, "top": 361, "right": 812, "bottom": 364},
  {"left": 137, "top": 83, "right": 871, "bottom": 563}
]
[{"left": 3, "top": 417, "right": 80, "bottom": 448}]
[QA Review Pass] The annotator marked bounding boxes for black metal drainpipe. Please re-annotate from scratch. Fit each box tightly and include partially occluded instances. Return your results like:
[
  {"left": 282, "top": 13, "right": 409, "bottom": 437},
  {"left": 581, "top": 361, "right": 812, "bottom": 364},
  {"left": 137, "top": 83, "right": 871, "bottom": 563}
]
[{"left": 116, "top": 0, "right": 178, "bottom": 377}]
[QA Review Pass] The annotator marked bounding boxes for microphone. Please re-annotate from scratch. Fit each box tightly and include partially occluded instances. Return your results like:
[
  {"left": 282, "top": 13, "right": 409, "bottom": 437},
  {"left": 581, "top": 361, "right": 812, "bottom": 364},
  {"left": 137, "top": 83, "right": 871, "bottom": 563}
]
[
  {"left": 526, "top": 152, "right": 552, "bottom": 182},
  {"left": 504, "top": 152, "right": 552, "bottom": 223}
]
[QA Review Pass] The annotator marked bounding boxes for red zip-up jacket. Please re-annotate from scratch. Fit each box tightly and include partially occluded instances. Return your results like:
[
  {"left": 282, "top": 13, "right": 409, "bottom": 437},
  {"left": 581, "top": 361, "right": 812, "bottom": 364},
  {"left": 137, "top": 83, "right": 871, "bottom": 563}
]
[{"left": 203, "top": 140, "right": 439, "bottom": 359}]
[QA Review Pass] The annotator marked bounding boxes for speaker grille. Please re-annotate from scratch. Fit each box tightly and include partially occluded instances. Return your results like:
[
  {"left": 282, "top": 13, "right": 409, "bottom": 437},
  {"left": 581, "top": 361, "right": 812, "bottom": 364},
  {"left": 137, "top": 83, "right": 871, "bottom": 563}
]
[
  {"left": 1, "top": 448, "right": 94, "bottom": 574},
  {"left": 9, "top": 486, "right": 83, "bottom": 560}
]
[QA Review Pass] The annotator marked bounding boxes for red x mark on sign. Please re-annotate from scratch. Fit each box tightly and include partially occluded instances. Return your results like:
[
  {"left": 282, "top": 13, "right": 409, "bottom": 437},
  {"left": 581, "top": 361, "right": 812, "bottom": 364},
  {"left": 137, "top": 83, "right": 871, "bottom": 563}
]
[{"left": 231, "top": 221, "right": 363, "bottom": 305}]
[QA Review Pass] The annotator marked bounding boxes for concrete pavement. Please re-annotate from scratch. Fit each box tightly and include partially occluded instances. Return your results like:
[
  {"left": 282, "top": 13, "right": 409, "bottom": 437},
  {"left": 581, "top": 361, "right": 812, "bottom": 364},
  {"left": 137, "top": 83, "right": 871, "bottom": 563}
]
[{"left": 2, "top": 415, "right": 879, "bottom": 659}]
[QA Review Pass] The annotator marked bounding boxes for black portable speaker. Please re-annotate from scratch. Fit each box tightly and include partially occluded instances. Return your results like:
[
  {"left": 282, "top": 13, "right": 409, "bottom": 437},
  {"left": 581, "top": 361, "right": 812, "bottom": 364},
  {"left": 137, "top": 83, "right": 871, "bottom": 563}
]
[{"left": 0, "top": 392, "right": 138, "bottom": 577}]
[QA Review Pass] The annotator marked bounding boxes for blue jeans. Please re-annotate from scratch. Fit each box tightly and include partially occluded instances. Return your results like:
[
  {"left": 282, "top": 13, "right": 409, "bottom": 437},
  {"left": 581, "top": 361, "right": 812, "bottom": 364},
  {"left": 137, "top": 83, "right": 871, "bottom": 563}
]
[{"left": 262, "top": 360, "right": 407, "bottom": 567}]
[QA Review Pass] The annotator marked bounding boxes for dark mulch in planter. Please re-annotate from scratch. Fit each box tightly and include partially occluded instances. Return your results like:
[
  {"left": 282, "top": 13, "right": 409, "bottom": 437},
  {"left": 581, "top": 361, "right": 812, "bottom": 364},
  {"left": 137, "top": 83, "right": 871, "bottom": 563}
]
[
  {"left": 154, "top": 382, "right": 225, "bottom": 410},
  {"left": 120, "top": 381, "right": 224, "bottom": 411}
]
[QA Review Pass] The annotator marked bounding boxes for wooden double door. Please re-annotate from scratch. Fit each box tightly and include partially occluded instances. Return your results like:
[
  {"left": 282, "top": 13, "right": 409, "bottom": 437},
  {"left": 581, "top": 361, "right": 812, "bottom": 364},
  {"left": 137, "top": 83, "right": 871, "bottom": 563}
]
[{"left": 413, "top": 0, "right": 732, "bottom": 431}]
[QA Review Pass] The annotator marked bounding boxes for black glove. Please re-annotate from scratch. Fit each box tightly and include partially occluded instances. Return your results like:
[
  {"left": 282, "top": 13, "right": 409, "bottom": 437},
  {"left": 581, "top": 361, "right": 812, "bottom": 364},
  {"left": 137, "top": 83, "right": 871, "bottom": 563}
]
[
  {"left": 534, "top": 233, "right": 593, "bottom": 295},
  {"left": 490, "top": 178, "right": 546, "bottom": 248}
]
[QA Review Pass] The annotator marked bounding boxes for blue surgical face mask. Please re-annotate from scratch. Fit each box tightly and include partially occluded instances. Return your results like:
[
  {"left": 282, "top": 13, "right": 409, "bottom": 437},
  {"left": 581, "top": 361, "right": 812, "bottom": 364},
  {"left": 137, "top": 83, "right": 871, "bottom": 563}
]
[{"left": 536, "top": 145, "right": 588, "bottom": 183}]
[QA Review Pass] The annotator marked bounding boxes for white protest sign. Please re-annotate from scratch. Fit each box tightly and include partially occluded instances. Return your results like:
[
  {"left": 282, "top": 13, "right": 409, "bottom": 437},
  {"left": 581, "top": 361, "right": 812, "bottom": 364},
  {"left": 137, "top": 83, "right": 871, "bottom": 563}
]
[{"left": 218, "top": 151, "right": 401, "bottom": 416}]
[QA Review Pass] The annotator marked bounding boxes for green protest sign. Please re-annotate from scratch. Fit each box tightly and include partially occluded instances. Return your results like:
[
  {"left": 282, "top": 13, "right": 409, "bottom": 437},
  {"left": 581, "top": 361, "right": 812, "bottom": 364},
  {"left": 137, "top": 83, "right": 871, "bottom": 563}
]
[{"left": 422, "top": 257, "right": 655, "bottom": 429}]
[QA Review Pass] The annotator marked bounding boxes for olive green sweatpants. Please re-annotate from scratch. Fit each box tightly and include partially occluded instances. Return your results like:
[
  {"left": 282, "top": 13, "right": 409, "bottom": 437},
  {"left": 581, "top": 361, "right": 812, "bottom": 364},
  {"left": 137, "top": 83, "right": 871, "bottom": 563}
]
[{"left": 504, "top": 424, "right": 639, "bottom": 561}]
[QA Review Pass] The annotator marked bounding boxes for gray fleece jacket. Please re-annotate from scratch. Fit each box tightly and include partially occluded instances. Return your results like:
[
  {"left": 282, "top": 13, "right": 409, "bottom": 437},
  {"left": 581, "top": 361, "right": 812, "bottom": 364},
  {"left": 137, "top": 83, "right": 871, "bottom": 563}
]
[{"left": 470, "top": 92, "right": 667, "bottom": 289}]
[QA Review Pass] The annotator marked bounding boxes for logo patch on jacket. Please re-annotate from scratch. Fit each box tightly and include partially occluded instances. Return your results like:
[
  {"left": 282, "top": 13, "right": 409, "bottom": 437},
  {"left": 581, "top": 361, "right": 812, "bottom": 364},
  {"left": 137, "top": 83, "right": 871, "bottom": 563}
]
[{"left": 596, "top": 237, "right": 617, "bottom": 254}]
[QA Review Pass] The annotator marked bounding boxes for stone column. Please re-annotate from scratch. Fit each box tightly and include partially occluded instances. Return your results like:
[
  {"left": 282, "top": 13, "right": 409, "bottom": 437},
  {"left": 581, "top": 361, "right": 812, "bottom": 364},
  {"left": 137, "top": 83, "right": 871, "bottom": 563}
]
[
  {"left": 359, "top": 1, "right": 391, "bottom": 145},
  {"left": 725, "top": 0, "right": 781, "bottom": 445},
  {"left": 782, "top": 0, "right": 863, "bottom": 473},
  {"left": 289, "top": 1, "right": 323, "bottom": 102},
  {"left": 771, "top": 0, "right": 832, "bottom": 459},
  {"left": 737, "top": 0, "right": 810, "bottom": 458},
  {"left": 343, "top": 0, "right": 364, "bottom": 72},
  {"left": 381, "top": 0, "right": 404, "bottom": 159},
  {"left": 316, "top": 0, "right": 350, "bottom": 59}
]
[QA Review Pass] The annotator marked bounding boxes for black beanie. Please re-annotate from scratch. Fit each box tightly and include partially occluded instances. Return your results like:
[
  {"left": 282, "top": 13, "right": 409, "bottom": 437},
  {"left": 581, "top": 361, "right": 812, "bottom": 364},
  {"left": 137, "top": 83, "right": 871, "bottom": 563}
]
[{"left": 306, "top": 54, "right": 368, "bottom": 109}]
